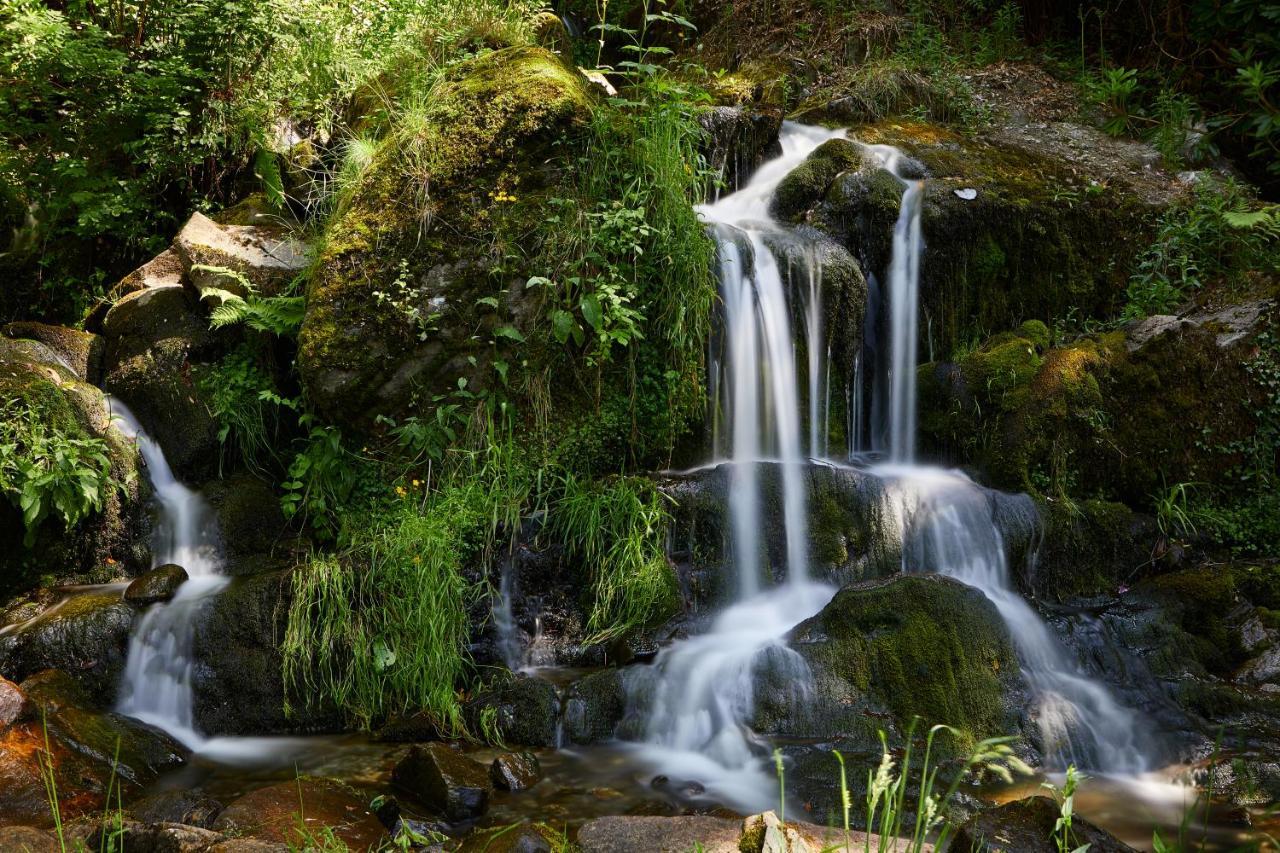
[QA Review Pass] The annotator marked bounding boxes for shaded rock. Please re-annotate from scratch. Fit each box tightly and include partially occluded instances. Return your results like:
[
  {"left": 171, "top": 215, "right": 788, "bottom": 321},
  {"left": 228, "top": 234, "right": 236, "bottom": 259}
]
[
  {"left": 772, "top": 137, "right": 874, "bottom": 221},
  {"left": 952, "top": 795, "right": 1136, "bottom": 852},
  {"left": 576, "top": 815, "right": 741, "bottom": 853},
  {"left": 174, "top": 212, "right": 308, "bottom": 298},
  {"left": 0, "top": 826, "right": 59, "bottom": 852},
  {"left": 192, "top": 568, "right": 339, "bottom": 735},
  {"left": 206, "top": 841, "right": 289, "bottom": 852},
  {"left": 392, "top": 742, "right": 491, "bottom": 822},
  {"left": 202, "top": 473, "right": 288, "bottom": 561},
  {"left": 212, "top": 778, "right": 384, "bottom": 849},
  {"left": 490, "top": 751, "right": 541, "bottom": 791},
  {"left": 0, "top": 676, "right": 27, "bottom": 728},
  {"left": 698, "top": 106, "right": 782, "bottom": 193},
  {"left": 125, "top": 564, "right": 189, "bottom": 605},
  {"left": 561, "top": 668, "right": 627, "bottom": 745},
  {"left": 129, "top": 789, "right": 224, "bottom": 828},
  {"left": 464, "top": 675, "right": 559, "bottom": 747},
  {"left": 299, "top": 46, "right": 592, "bottom": 430},
  {"left": 81, "top": 820, "right": 223, "bottom": 852},
  {"left": 1240, "top": 644, "right": 1280, "bottom": 686},
  {"left": 458, "top": 822, "right": 561, "bottom": 852},
  {"left": 101, "top": 285, "right": 200, "bottom": 342},
  {"left": 0, "top": 590, "right": 138, "bottom": 704},
  {"left": 1, "top": 322, "right": 103, "bottom": 383},
  {"left": 0, "top": 343, "right": 149, "bottom": 594},
  {"left": 0, "top": 670, "right": 185, "bottom": 827},
  {"left": 1030, "top": 499, "right": 1158, "bottom": 600}
]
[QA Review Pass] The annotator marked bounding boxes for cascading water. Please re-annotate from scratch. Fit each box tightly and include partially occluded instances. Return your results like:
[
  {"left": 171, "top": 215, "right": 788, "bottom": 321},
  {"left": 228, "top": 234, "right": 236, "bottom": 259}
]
[
  {"left": 629, "top": 123, "right": 840, "bottom": 811},
  {"left": 859, "top": 147, "right": 1154, "bottom": 775},
  {"left": 110, "top": 397, "right": 229, "bottom": 749}
]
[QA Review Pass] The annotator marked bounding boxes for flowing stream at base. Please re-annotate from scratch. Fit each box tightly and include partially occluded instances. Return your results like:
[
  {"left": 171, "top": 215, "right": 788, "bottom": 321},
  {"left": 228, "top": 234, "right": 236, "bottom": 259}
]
[{"left": 625, "top": 121, "right": 1155, "bottom": 814}]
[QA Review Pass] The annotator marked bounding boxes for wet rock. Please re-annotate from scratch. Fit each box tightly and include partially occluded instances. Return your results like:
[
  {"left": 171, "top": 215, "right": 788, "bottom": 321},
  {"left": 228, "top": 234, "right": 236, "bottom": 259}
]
[
  {"left": 952, "top": 795, "right": 1137, "bottom": 852},
  {"left": 576, "top": 815, "right": 741, "bottom": 852},
  {"left": 392, "top": 742, "right": 492, "bottom": 822},
  {"left": 561, "top": 668, "right": 627, "bottom": 744},
  {"left": 192, "top": 568, "right": 339, "bottom": 735},
  {"left": 464, "top": 675, "right": 559, "bottom": 747},
  {"left": 698, "top": 106, "right": 782, "bottom": 193},
  {"left": 125, "top": 564, "right": 189, "bottom": 605},
  {"left": 0, "top": 670, "right": 185, "bottom": 827},
  {"left": 1240, "top": 644, "right": 1280, "bottom": 686},
  {"left": 0, "top": 826, "right": 59, "bottom": 852},
  {"left": 101, "top": 285, "right": 202, "bottom": 342},
  {"left": 0, "top": 676, "right": 27, "bottom": 728},
  {"left": 778, "top": 571, "right": 1018, "bottom": 758},
  {"left": 129, "top": 789, "right": 224, "bottom": 828},
  {"left": 490, "top": 751, "right": 541, "bottom": 791},
  {"left": 1, "top": 322, "right": 103, "bottom": 383},
  {"left": 213, "top": 778, "right": 384, "bottom": 849},
  {"left": 0, "top": 590, "right": 138, "bottom": 704},
  {"left": 772, "top": 137, "right": 875, "bottom": 222},
  {"left": 81, "top": 820, "right": 223, "bottom": 852},
  {"left": 202, "top": 473, "right": 288, "bottom": 561},
  {"left": 174, "top": 212, "right": 309, "bottom": 299},
  {"left": 206, "top": 841, "right": 289, "bottom": 852}
]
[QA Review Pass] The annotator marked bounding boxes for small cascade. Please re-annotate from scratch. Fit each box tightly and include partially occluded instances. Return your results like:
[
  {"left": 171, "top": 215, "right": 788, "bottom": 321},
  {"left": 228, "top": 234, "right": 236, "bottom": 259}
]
[
  {"left": 861, "top": 144, "right": 1154, "bottom": 775},
  {"left": 875, "top": 465, "right": 1151, "bottom": 773},
  {"left": 110, "top": 397, "right": 228, "bottom": 749},
  {"left": 630, "top": 123, "right": 840, "bottom": 811}
]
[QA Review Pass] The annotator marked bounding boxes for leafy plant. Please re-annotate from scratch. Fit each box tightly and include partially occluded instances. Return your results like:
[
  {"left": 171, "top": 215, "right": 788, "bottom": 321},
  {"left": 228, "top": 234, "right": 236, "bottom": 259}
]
[
  {"left": 1153, "top": 481, "right": 1198, "bottom": 540},
  {"left": 1042, "top": 765, "right": 1089, "bottom": 853},
  {"left": 1087, "top": 67, "right": 1140, "bottom": 137},
  {"left": 200, "top": 346, "right": 298, "bottom": 474},
  {"left": 0, "top": 397, "right": 121, "bottom": 546},
  {"left": 196, "top": 265, "right": 306, "bottom": 337}
]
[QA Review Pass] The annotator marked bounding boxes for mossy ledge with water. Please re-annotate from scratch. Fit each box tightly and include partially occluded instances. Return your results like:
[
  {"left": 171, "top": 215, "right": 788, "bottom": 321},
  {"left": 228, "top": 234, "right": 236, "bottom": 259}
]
[{"left": 2, "top": 1, "right": 1279, "bottom": 850}]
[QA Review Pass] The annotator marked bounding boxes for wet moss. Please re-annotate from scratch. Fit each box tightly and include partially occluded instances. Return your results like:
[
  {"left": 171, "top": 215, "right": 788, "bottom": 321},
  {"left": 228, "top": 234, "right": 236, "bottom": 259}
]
[
  {"left": 771, "top": 138, "right": 871, "bottom": 221},
  {"left": 1144, "top": 566, "right": 1244, "bottom": 675}
]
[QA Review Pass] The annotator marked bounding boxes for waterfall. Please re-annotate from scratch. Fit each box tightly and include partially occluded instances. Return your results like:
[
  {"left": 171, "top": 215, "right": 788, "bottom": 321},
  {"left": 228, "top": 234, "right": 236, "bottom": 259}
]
[
  {"left": 110, "top": 397, "right": 228, "bottom": 749},
  {"left": 862, "top": 149, "right": 1154, "bottom": 775},
  {"left": 629, "top": 123, "right": 840, "bottom": 812},
  {"left": 875, "top": 465, "right": 1151, "bottom": 773}
]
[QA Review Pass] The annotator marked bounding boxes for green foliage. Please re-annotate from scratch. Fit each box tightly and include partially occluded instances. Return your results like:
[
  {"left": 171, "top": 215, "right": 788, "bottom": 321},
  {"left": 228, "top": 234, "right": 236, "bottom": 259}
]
[
  {"left": 1042, "top": 765, "right": 1089, "bottom": 853},
  {"left": 279, "top": 417, "right": 377, "bottom": 541},
  {"left": 1153, "top": 481, "right": 1197, "bottom": 540},
  {"left": 549, "top": 474, "right": 679, "bottom": 641},
  {"left": 1121, "top": 179, "right": 1279, "bottom": 321},
  {"left": 199, "top": 345, "right": 297, "bottom": 474},
  {"left": 1085, "top": 67, "right": 1141, "bottom": 137},
  {"left": 0, "top": 396, "right": 120, "bottom": 547},
  {"left": 196, "top": 266, "right": 306, "bottom": 337}
]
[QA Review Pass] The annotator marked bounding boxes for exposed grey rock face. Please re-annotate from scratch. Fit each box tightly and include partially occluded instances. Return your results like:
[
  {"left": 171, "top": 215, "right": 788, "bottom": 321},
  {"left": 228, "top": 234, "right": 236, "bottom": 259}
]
[{"left": 174, "top": 211, "right": 309, "bottom": 298}]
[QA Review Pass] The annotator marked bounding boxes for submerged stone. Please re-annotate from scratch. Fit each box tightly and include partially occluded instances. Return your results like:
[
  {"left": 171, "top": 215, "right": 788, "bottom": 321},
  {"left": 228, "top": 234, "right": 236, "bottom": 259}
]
[
  {"left": 952, "top": 796, "right": 1137, "bottom": 852},
  {"left": 212, "top": 778, "right": 383, "bottom": 849},
  {"left": 128, "top": 789, "right": 224, "bottom": 828},
  {"left": 490, "top": 751, "right": 541, "bottom": 791},
  {"left": 392, "top": 742, "right": 492, "bottom": 822}
]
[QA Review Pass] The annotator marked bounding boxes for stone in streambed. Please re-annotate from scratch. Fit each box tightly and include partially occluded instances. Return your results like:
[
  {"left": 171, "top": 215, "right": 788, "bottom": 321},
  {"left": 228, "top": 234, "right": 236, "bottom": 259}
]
[
  {"left": 0, "top": 676, "right": 27, "bottom": 728},
  {"left": 128, "top": 789, "right": 224, "bottom": 828},
  {"left": 463, "top": 674, "right": 559, "bottom": 747},
  {"left": 125, "top": 564, "right": 189, "bottom": 605},
  {"left": 560, "top": 668, "right": 627, "bottom": 744},
  {"left": 458, "top": 822, "right": 561, "bottom": 852},
  {"left": 490, "top": 751, "right": 541, "bottom": 791},
  {"left": 952, "top": 796, "right": 1136, "bottom": 852},
  {"left": 0, "top": 826, "right": 59, "bottom": 852},
  {"left": 80, "top": 820, "right": 223, "bottom": 852},
  {"left": 392, "top": 742, "right": 491, "bottom": 822},
  {"left": 212, "top": 778, "right": 383, "bottom": 849},
  {"left": 576, "top": 815, "right": 741, "bottom": 853}
]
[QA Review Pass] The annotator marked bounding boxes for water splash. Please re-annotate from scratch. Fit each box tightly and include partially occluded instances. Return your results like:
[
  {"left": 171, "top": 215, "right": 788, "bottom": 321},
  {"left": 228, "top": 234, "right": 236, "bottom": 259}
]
[{"left": 110, "top": 397, "right": 228, "bottom": 749}]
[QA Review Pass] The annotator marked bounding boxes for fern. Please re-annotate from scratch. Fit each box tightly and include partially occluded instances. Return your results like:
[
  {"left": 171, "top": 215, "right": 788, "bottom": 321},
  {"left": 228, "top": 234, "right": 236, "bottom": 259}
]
[{"left": 193, "top": 265, "right": 305, "bottom": 336}]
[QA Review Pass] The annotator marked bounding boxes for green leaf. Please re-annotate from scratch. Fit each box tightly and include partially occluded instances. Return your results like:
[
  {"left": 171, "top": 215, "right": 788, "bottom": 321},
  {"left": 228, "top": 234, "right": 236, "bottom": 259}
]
[
  {"left": 580, "top": 294, "right": 603, "bottom": 331},
  {"left": 494, "top": 325, "right": 525, "bottom": 343},
  {"left": 551, "top": 309, "right": 576, "bottom": 344},
  {"left": 372, "top": 639, "right": 397, "bottom": 672},
  {"left": 475, "top": 295, "right": 500, "bottom": 308}
]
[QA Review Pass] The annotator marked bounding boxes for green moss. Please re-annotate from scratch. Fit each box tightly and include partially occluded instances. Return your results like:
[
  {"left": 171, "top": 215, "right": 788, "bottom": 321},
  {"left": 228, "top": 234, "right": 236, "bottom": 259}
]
[
  {"left": 797, "top": 575, "right": 1019, "bottom": 750},
  {"left": 1145, "top": 567, "right": 1244, "bottom": 675},
  {"left": 772, "top": 138, "right": 870, "bottom": 221}
]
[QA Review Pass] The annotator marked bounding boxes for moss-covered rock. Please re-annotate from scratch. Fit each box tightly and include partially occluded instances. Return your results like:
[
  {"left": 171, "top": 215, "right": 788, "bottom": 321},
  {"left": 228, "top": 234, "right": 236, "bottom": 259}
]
[
  {"left": 1029, "top": 499, "right": 1159, "bottom": 600},
  {"left": 771, "top": 137, "right": 872, "bottom": 222},
  {"left": 464, "top": 674, "right": 559, "bottom": 747},
  {"left": 786, "top": 574, "right": 1023, "bottom": 750},
  {"left": 0, "top": 337, "right": 149, "bottom": 596},
  {"left": 561, "top": 667, "right": 627, "bottom": 744},
  {"left": 298, "top": 46, "right": 593, "bottom": 429}
]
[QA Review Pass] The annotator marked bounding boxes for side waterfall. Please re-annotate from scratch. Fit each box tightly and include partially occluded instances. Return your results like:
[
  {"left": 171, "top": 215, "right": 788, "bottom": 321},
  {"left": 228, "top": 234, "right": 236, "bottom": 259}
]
[
  {"left": 630, "top": 123, "right": 840, "bottom": 811},
  {"left": 111, "top": 398, "right": 229, "bottom": 749},
  {"left": 862, "top": 152, "right": 1153, "bottom": 774}
]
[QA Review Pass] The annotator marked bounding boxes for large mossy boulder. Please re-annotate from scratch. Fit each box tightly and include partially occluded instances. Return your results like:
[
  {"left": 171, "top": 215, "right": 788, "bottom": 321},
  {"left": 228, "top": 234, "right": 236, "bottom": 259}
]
[
  {"left": 464, "top": 674, "right": 560, "bottom": 747},
  {"left": 784, "top": 574, "right": 1023, "bottom": 748},
  {"left": 191, "top": 568, "right": 339, "bottom": 735},
  {"left": 802, "top": 122, "right": 1170, "bottom": 364},
  {"left": 299, "top": 46, "right": 593, "bottom": 429},
  {"left": 0, "top": 590, "right": 137, "bottom": 705},
  {"left": 0, "top": 336, "right": 149, "bottom": 596}
]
